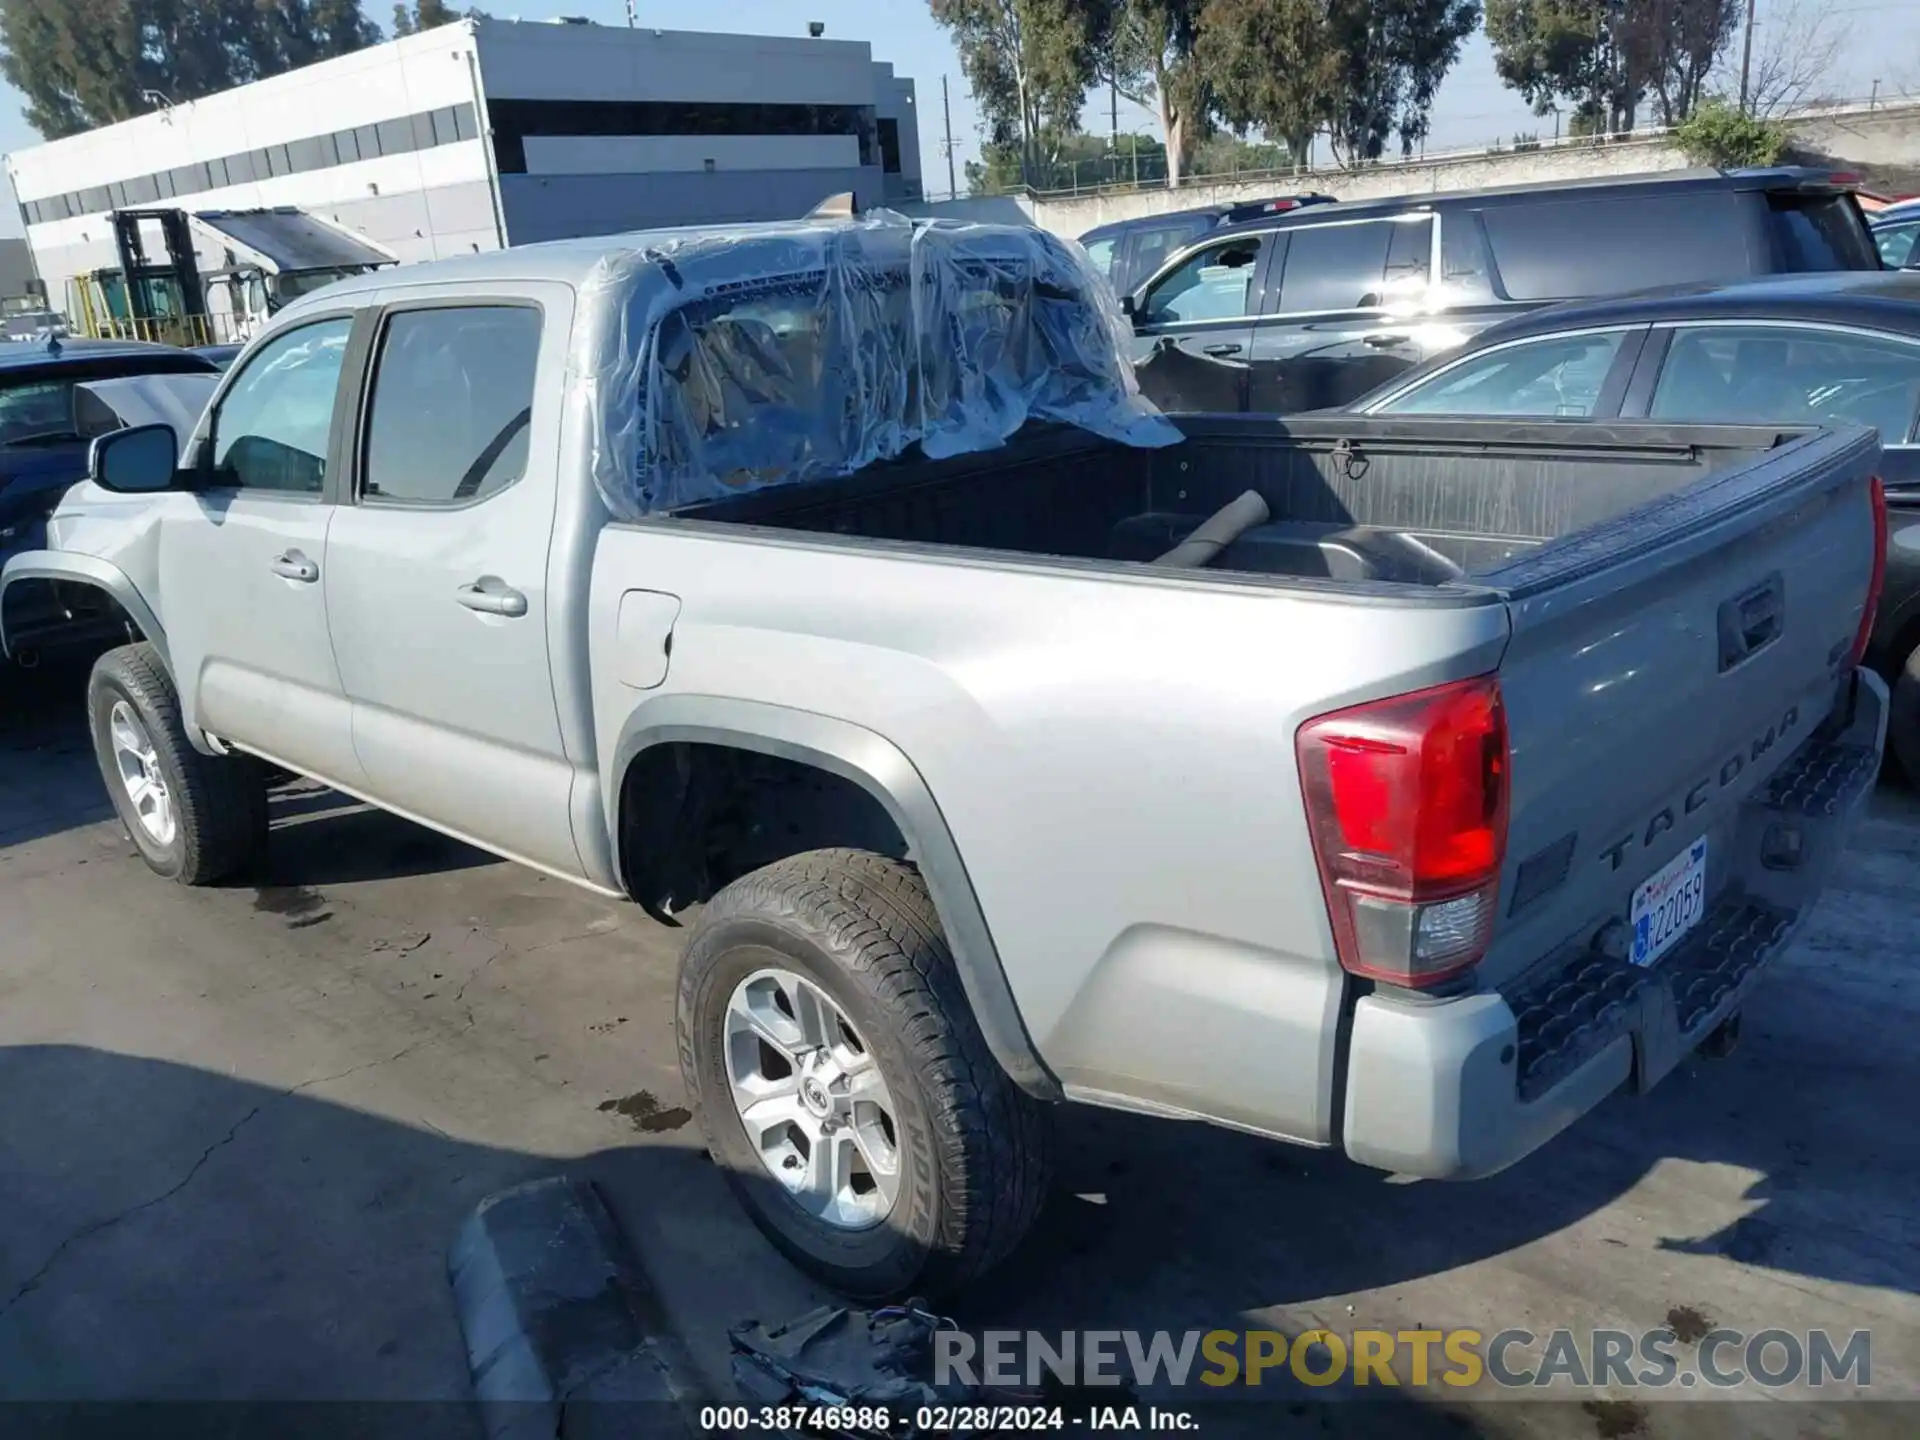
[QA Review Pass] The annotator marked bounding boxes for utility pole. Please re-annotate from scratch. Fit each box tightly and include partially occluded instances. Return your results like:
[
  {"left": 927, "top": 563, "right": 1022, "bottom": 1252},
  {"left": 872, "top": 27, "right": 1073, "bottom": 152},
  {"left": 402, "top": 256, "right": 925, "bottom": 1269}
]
[
  {"left": 625, "top": 0, "right": 637, "bottom": 26},
  {"left": 941, "top": 76, "right": 958, "bottom": 198},
  {"left": 1737, "top": 0, "right": 1757, "bottom": 115}
]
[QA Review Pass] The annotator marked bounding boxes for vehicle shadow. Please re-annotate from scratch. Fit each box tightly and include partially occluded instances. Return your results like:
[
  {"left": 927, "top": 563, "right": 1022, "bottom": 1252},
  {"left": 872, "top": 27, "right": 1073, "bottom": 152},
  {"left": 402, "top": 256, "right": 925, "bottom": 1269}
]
[
  {"left": 253, "top": 780, "right": 496, "bottom": 888},
  {"left": 0, "top": 659, "right": 492, "bottom": 886},
  {"left": 0, "top": 1044, "right": 1540, "bottom": 1437},
  {"left": 962, "top": 796, "right": 1920, "bottom": 1365},
  {"left": 0, "top": 658, "right": 115, "bottom": 851}
]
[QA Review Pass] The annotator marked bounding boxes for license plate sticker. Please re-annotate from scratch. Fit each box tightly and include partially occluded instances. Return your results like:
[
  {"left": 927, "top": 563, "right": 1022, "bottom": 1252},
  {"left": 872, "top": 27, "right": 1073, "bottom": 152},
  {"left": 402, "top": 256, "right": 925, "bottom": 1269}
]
[{"left": 1630, "top": 837, "right": 1708, "bottom": 969}]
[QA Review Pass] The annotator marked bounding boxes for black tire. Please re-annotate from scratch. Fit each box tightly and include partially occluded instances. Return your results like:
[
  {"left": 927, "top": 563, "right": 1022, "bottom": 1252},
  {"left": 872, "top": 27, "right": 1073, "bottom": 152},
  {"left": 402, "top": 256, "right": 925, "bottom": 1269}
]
[
  {"left": 87, "top": 643, "right": 268, "bottom": 884},
  {"left": 677, "top": 848, "right": 1054, "bottom": 1299},
  {"left": 1892, "top": 648, "right": 1920, "bottom": 787}
]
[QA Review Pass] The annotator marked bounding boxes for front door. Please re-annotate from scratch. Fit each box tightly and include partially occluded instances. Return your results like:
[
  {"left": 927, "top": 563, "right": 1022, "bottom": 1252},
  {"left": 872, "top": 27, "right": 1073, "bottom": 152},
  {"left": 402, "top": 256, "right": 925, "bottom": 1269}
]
[
  {"left": 1129, "top": 232, "right": 1268, "bottom": 414},
  {"left": 1246, "top": 214, "right": 1437, "bottom": 413},
  {"left": 321, "top": 289, "right": 584, "bottom": 878},
  {"left": 160, "top": 312, "right": 364, "bottom": 785}
]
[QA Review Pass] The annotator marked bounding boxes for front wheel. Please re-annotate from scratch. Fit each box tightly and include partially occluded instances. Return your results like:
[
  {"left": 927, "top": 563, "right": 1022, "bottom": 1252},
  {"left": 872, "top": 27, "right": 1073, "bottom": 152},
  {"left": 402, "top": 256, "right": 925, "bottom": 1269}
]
[
  {"left": 676, "top": 848, "right": 1054, "bottom": 1298},
  {"left": 87, "top": 643, "right": 268, "bottom": 884}
]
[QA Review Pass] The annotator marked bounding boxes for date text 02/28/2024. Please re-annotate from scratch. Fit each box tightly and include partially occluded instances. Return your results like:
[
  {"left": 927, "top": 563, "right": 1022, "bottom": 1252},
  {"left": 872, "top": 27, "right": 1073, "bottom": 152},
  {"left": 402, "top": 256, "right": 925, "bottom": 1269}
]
[{"left": 698, "top": 1405, "right": 1202, "bottom": 1432}]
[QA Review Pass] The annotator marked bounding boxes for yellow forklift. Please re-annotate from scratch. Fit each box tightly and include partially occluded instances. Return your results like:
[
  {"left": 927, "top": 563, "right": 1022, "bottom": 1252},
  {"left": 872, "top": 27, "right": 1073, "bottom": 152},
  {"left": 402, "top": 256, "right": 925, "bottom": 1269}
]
[
  {"left": 66, "top": 206, "right": 395, "bottom": 346},
  {"left": 66, "top": 209, "right": 218, "bottom": 346}
]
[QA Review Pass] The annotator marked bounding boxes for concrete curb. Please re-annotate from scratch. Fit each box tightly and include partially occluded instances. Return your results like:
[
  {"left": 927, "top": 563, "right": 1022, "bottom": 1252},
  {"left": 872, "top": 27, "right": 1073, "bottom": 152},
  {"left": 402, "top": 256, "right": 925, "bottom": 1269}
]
[{"left": 448, "top": 1174, "right": 709, "bottom": 1440}]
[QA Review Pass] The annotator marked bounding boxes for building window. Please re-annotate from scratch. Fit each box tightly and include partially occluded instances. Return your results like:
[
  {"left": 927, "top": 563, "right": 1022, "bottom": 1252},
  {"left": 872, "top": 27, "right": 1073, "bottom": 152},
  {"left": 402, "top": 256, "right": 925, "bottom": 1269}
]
[
  {"left": 877, "top": 117, "right": 902, "bottom": 174},
  {"left": 484, "top": 98, "right": 882, "bottom": 175},
  {"left": 23, "top": 103, "right": 480, "bottom": 225}
]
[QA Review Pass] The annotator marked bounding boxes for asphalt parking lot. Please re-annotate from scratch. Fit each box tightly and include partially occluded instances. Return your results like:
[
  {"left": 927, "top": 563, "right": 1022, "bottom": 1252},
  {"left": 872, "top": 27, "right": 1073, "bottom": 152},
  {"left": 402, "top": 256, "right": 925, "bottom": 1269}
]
[{"left": 2, "top": 658, "right": 1916, "bottom": 1438}]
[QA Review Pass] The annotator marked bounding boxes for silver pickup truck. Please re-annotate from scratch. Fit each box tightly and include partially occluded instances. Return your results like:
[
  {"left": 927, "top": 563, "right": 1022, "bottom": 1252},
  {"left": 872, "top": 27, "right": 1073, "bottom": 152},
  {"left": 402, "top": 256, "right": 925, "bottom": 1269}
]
[{"left": 2, "top": 214, "right": 1888, "bottom": 1300}]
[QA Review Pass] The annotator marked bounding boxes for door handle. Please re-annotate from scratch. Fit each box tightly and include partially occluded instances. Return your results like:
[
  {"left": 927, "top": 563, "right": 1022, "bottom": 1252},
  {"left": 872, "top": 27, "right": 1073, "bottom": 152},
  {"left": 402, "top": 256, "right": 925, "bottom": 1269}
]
[
  {"left": 270, "top": 551, "right": 319, "bottom": 583},
  {"left": 456, "top": 579, "right": 529, "bottom": 618},
  {"left": 1364, "top": 334, "right": 1411, "bottom": 349},
  {"left": 1202, "top": 342, "right": 1244, "bottom": 357}
]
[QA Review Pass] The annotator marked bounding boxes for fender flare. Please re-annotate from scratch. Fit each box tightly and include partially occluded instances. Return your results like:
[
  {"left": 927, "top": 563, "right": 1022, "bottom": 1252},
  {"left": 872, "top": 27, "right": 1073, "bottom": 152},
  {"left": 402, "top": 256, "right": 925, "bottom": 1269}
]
[
  {"left": 0, "top": 550, "right": 167, "bottom": 671},
  {"left": 609, "top": 694, "right": 1061, "bottom": 1100}
]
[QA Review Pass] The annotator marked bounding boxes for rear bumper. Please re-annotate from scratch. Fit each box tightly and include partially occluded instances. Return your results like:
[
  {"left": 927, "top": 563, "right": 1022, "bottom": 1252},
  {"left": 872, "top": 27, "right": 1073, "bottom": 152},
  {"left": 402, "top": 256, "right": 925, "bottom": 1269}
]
[{"left": 1341, "top": 666, "right": 1886, "bottom": 1180}]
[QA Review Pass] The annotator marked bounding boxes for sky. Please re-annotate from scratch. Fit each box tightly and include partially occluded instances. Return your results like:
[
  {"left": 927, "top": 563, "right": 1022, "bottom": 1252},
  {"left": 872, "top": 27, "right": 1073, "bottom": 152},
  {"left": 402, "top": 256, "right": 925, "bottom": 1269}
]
[{"left": 1, "top": 0, "right": 1916, "bottom": 237}]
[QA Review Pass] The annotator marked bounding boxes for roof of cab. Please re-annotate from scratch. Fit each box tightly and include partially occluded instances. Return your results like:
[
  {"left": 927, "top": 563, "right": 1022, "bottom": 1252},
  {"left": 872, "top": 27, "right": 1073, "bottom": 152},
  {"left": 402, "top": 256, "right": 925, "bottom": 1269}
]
[{"left": 288, "top": 218, "right": 892, "bottom": 308}]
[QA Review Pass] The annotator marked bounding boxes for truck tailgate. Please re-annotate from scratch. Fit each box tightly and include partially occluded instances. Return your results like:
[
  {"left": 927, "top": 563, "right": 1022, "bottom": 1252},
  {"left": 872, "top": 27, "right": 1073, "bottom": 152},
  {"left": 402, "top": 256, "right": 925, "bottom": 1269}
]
[{"left": 1479, "top": 426, "right": 1885, "bottom": 1086}]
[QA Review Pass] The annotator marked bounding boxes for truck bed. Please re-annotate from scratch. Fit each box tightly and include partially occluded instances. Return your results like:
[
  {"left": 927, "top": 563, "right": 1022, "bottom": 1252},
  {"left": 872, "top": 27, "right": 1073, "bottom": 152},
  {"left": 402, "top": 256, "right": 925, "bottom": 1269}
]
[{"left": 678, "top": 415, "right": 1815, "bottom": 589}]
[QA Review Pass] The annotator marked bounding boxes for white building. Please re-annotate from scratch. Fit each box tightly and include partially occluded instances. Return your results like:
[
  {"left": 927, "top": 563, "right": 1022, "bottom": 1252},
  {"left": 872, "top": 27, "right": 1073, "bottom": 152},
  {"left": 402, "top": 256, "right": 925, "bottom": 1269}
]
[{"left": 7, "top": 18, "right": 922, "bottom": 308}]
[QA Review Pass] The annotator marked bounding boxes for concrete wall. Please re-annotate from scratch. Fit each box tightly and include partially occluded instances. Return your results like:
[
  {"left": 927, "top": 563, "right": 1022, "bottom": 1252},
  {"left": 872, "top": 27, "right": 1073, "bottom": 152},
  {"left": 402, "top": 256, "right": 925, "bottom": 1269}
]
[
  {"left": 1013, "top": 101, "right": 1920, "bottom": 240},
  {"left": 1026, "top": 134, "right": 1689, "bottom": 237},
  {"left": 1787, "top": 102, "right": 1920, "bottom": 194}
]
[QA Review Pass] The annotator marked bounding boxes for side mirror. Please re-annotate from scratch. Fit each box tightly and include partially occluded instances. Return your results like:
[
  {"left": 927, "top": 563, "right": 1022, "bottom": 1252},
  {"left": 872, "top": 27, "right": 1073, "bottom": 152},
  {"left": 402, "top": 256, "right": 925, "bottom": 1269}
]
[
  {"left": 1120, "top": 293, "right": 1137, "bottom": 319},
  {"left": 89, "top": 423, "right": 181, "bottom": 494}
]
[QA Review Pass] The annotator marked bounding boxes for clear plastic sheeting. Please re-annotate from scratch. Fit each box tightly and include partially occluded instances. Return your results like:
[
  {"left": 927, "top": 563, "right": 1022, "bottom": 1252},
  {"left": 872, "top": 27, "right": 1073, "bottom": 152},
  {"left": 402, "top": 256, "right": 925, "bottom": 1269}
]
[{"left": 572, "top": 211, "right": 1179, "bottom": 517}]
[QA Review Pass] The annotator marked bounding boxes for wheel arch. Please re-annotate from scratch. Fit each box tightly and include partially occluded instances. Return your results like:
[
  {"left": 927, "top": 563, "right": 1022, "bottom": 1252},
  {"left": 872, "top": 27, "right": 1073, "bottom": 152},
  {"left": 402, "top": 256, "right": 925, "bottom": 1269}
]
[
  {"left": 0, "top": 551, "right": 167, "bottom": 671},
  {"left": 608, "top": 695, "right": 1059, "bottom": 1100}
]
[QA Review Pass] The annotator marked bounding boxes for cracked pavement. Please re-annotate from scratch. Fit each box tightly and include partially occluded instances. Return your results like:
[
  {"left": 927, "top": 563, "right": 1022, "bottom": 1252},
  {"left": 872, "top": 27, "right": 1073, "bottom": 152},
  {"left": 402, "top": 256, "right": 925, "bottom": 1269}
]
[{"left": 0, "top": 662, "right": 825, "bottom": 1408}]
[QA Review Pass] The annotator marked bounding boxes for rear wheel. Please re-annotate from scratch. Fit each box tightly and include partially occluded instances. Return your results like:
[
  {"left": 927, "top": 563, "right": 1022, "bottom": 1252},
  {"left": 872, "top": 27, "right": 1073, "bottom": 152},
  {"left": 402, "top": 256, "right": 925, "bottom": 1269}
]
[
  {"left": 87, "top": 643, "right": 268, "bottom": 884},
  {"left": 677, "top": 848, "right": 1054, "bottom": 1298}
]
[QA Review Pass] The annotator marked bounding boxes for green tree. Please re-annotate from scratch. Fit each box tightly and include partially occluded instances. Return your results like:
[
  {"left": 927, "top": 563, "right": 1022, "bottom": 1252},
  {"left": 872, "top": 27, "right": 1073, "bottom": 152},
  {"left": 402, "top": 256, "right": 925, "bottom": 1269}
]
[
  {"left": 1621, "top": 0, "right": 1739, "bottom": 124},
  {"left": 0, "top": 0, "right": 383, "bottom": 139},
  {"left": 1485, "top": 0, "right": 1644, "bottom": 137},
  {"left": 1673, "top": 94, "right": 1787, "bottom": 164},
  {"left": 930, "top": 0, "right": 1106, "bottom": 186},
  {"left": 1198, "top": 0, "right": 1342, "bottom": 169},
  {"left": 1323, "top": 0, "right": 1481, "bottom": 164},
  {"left": 392, "top": 0, "right": 484, "bottom": 35},
  {"left": 1098, "top": 0, "right": 1210, "bottom": 186}
]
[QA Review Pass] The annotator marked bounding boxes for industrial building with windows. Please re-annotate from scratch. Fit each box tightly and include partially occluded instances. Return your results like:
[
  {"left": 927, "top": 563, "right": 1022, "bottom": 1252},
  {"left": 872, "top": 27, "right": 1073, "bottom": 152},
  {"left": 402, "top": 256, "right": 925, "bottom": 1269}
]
[{"left": 6, "top": 17, "right": 923, "bottom": 317}]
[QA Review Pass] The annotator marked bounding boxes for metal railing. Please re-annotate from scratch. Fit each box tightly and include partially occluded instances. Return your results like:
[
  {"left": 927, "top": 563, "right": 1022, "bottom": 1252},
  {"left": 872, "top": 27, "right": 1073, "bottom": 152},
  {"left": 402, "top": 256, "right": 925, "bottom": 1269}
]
[{"left": 922, "top": 91, "right": 1920, "bottom": 207}]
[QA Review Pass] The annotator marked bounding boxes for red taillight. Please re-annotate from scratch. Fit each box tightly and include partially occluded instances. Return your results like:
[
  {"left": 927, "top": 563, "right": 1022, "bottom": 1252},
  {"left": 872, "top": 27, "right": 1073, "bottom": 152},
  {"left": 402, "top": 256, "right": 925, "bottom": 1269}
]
[
  {"left": 1850, "top": 475, "right": 1887, "bottom": 667},
  {"left": 1296, "top": 675, "right": 1509, "bottom": 989}
]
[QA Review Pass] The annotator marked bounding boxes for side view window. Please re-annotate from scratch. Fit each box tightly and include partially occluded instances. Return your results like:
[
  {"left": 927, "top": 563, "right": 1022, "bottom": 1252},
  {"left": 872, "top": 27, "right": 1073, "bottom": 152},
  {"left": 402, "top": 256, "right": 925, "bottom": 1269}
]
[
  {"left": 1278, "top": 218, "right": 1432, "bottom": 314},
  {"left": 1375, "top": 330, "right": 1633, "bottom": 418},
  {"left": 208, "top": 316, "right": 353, "bottom": 494},
  {"left": 1650, "top": 324, "right": 1920, "bottom": 442},
  {"left": 1141, "top": 237, "right": 1264, "bottom": 325},
  {"left": 1081, "top": 237, "right": 1117, "bottom": 280},
  {"left": 1876, "top": 220, "right": 1920, "bottom": 270},
  {"left": 361, "top": 306, "right": 543, "bottom": 505}
]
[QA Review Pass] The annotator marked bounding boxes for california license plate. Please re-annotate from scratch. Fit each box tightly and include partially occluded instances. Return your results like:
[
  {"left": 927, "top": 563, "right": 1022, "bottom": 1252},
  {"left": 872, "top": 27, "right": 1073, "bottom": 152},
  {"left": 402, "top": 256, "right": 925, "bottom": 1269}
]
[{"left": 1630, "top": 836, "right": 1708, "bottom": 968}]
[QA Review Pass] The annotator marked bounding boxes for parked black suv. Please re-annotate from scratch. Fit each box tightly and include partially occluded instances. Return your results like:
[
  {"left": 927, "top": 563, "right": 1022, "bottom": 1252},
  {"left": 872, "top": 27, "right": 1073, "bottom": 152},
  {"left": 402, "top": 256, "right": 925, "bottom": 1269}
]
[
  {"left": 1122, "top": 167, "right": 1883, "bottom": 415},
  {"left": 1079, "top": 194, "right": 1336, "bottom": 297}
]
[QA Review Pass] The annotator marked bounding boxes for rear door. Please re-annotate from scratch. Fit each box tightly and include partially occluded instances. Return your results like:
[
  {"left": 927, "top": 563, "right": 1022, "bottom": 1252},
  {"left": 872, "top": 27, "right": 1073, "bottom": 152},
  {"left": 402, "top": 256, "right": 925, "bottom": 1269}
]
[
  {"left": 321, "top": 287, "right": 585, "bottom": 879},
  {"left": 1245, "top": 214, "right": 1436, "bottom": 413},
  {"left": 1130, "top": 232, "right": 1267, "bottom": 413}
]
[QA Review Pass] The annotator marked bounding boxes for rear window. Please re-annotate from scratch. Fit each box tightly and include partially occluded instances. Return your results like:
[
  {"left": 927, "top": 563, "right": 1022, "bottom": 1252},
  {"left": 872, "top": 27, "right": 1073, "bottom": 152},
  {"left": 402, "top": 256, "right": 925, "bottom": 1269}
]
[
  {"left": 1480, "top": 193, "right": 1743, "bottom": 301},
  {"left": 1767, "top": 193, "right": 1880, "bottom": 271}
]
